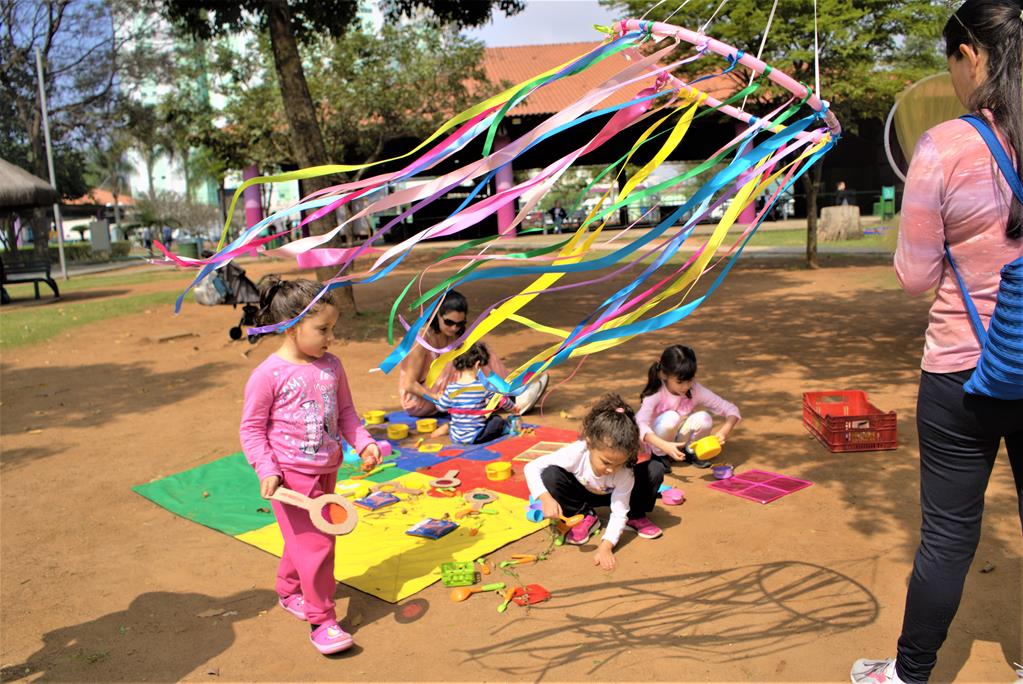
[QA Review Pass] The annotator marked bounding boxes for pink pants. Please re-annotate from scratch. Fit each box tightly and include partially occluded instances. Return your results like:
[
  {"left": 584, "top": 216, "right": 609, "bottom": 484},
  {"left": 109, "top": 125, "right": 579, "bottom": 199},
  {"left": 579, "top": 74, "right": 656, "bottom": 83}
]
[{"left": 272, "top": 469, "right": 339, "bottom": 625}]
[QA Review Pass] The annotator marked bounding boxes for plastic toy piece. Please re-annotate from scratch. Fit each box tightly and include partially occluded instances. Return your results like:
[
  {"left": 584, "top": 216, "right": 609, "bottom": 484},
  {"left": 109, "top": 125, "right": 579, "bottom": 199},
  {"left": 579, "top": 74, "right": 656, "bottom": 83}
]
[
  {"left": 450, "top": 582, "right": 505, "bottom": 602},
  {"left": 499, "top": 554, "right": 537, "bottom": 568},
  {"left": 429, "top": 469, "right": 461, "bottom": 489},
  {"left": 387, "top": 423, "right": 410, "bottom": 440},
  {"left": 455, "top": 489, "right": 498, "bottom": 518},
  {"left": 416, "top": 418, "right": 437, "bottom": 433},
  {"left": 476, "top": 558, "right": 491, "bottom": 575},
  {"left": 497, "top": 587, "right": 518, "bottom": 613},
  {"left": 269, "top": 487, "right": 358, "bottom": 536},
  {"left": 363, "top": 410, "right": 386, "bottom": 424},
  {"left": 485, "top": 461, "right": 512, "bottom": 481},
  {"left": 684, "top": 435, "right": 722, "bottom": 461},
  {"left": 419, "top": 442, "right": 444, "bottom": 453},
  {"left": 510, "top": 584, "right": 551, "bottom": 607},
  {"left": 370, "top": 481, "right": 423, "bottom": 496},
  {"left": 439, "top": 560, "right": 477, "bottom": 587},
  {"left": 351, "top": 461, "right": 397, "bottom": 480}
]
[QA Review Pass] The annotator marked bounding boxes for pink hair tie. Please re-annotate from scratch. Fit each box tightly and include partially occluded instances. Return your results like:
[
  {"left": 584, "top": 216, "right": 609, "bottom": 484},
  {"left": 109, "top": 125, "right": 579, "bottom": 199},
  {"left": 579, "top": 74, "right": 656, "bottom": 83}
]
[{"left": 615, "top": 407, "right": 625, "bottom": 413}]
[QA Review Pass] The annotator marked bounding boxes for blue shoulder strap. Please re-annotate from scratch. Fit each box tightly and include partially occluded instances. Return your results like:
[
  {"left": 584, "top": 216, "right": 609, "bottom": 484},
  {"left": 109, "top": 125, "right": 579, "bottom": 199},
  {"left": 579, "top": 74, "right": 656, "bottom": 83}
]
[
  {"left": 944, "top": 115, "right": 1023, "bottom": 345},
  {"left": 960, "top": 114, "right": 1023, "bottom": 204}
]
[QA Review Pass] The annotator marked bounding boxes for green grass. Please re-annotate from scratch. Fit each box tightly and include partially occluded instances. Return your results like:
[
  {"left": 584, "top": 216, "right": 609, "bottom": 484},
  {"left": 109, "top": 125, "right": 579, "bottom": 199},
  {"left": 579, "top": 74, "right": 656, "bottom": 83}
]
[
  {"left": 0, "top": 290, "right": 179, "bottom": 349},
  {"left": 745, "top": 227, "right": 897, "bottom": 250},
  {"left": 2, "top": 269, "right": 190, "bottom": 298}
]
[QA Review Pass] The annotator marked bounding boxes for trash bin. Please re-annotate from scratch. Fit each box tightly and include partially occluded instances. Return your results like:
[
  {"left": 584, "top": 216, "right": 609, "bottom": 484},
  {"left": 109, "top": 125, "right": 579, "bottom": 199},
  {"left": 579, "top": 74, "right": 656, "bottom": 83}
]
[{"left": 177, "top": 239, "right": 199, "bottom": 259}]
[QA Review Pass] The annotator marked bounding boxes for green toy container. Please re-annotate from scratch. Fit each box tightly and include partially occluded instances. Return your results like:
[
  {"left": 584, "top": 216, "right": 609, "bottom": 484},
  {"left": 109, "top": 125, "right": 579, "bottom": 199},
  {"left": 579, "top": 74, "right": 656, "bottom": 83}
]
[{"left": 440, "top": 561, "right": 477, "bottom": 587}]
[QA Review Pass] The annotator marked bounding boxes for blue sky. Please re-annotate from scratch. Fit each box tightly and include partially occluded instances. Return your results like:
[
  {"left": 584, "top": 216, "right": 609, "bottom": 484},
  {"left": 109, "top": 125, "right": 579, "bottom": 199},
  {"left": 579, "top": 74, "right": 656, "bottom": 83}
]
[{"left": 465, "top": 0, "right": 623, "bottom": 46}]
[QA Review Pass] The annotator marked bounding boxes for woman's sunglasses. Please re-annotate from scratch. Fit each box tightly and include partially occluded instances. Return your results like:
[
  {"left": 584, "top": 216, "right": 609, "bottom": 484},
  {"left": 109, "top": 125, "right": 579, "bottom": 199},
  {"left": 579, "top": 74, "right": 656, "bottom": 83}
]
[{"left": 442, "top": 317, "right": 466, "bottom": 329}]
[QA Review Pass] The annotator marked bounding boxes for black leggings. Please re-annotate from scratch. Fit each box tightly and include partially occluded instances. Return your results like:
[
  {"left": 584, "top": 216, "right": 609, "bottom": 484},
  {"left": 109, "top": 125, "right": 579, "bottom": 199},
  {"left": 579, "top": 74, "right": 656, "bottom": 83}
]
[{"left": 895, "top": 370, "right": 1022, "bottom": 683}]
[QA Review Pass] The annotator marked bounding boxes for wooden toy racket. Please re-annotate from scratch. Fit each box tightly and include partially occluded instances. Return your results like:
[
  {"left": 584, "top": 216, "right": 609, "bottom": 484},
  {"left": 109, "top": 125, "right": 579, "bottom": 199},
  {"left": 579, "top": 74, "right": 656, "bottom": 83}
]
[{"left": 270, "top": 487, "right": 358, "bottom": 535}]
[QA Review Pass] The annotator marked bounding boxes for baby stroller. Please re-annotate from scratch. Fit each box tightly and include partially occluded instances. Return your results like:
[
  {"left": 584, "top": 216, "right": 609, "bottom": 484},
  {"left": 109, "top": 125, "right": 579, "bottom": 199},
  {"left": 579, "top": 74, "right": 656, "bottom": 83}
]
[{"left": 194, "top": 252, "right": 262, "bottom": 342}]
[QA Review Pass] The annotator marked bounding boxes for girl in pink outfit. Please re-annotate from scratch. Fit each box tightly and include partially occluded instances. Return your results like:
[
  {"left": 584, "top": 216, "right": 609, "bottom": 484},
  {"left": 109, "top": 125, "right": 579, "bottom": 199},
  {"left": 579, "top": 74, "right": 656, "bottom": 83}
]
[
  {"left": 851, "top": 3, "right": 1022, "bottom": 684},
  {"left": 629, "top": 345, "right": 741, "bottom": 538},
  {"left": 239, "top": 277, "right": 382, "bottom": 656}
]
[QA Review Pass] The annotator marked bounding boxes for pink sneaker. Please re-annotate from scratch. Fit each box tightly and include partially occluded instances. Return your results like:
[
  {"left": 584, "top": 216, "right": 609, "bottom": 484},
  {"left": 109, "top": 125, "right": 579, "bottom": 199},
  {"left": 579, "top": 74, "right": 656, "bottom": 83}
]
[
  {"left": 565, "top": 514, "right": 599, "bottom": 545},
  {"left": 309, "top": 620, "right": 354, "bottom": 655},
  {"left": 278, "top": 594, "right": 306, "bottom": 620},
  {"left": 626, "top": 517, "right": 663, "bottom": 539}
]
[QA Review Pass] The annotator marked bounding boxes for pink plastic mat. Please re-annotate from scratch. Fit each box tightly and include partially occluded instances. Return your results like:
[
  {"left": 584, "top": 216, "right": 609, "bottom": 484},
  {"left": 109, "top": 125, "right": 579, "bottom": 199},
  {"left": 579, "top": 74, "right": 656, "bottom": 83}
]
[{"left": 707, "top": 469, "right": 813, "bottom": 504}]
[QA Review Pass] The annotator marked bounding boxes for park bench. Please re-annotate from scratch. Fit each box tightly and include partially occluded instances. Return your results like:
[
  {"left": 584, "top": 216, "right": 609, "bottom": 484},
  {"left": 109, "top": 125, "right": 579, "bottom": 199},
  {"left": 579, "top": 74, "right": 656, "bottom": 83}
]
[{"left": 1, "top": 258, "right": 60, "bottom": 304}]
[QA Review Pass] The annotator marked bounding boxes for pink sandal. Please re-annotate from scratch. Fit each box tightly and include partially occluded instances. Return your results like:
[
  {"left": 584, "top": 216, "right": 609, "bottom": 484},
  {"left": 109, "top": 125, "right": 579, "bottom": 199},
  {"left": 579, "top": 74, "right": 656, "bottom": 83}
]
[{"left": 309, "top": 620, "right": 354, "bottom": 655}]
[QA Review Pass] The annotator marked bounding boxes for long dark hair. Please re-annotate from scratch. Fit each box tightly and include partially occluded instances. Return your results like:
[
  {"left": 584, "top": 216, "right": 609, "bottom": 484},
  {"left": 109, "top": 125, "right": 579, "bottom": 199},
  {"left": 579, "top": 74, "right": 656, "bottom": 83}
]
[
  {"left": 944, "top": 0, "right": 1023, "bottom": 238},
  {"left": 428, "top": 290, "right": 469, "bottom": 333},
  {"left": 581, "top": 393, "right": 640, "bottom": 466},
  {"left": 640, "top": 344, "right": 698, "bottom": 401},
  {"left": 255, "top": 275, "right": 337, "bottom": 329}
]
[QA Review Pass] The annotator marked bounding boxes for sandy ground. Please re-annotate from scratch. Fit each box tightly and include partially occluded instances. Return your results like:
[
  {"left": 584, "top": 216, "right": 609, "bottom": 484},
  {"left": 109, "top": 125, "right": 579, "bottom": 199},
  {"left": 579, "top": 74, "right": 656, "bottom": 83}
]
[{"left": 1, "top": 253, "right": 1019, "bottom": 683}]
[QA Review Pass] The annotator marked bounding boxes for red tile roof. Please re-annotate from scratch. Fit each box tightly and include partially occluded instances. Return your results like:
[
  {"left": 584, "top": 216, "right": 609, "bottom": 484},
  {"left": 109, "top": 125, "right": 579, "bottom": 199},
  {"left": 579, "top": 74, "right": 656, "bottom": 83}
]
[
  {"left": 65, "top": 188, "right": 136, "bottom": 207},
  {"left": 481, "top": 41, "right": 739, "bottom": 117}
]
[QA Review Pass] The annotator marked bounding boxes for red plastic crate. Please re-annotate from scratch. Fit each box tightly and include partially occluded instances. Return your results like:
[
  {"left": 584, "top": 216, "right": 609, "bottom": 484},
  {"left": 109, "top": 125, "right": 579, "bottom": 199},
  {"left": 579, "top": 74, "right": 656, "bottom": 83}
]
[{"left": 802, "top": 391, "right": 897, "bottom": 452}]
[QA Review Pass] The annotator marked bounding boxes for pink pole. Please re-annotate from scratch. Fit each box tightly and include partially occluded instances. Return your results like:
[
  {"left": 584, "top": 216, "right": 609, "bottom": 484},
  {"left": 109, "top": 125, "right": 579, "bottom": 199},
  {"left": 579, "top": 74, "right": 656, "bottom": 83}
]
[
  {"left": 242, "top": 165, "right": 263, "bottom": 229},
  {"left": 494, "top": 135, "right": 516, "bottom": 239},
  {"left": 735, "top": 122, "right": 758, "bottom": 226}
]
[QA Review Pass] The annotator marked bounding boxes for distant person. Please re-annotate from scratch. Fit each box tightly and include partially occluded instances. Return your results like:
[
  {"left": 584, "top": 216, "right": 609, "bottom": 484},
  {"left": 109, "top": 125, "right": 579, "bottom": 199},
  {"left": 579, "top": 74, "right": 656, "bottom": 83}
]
[
  {"left": 549, "top": 201, "right": 568, "bottom": 234},
  {"left": 161, "top": 224, "right": 173, "bottom": 248},
  {"left": 834, "top": 180, "right": 854, "bottom": 206},
  {"left": 141, "top": 227, "right": 153, "bottom": 255}
]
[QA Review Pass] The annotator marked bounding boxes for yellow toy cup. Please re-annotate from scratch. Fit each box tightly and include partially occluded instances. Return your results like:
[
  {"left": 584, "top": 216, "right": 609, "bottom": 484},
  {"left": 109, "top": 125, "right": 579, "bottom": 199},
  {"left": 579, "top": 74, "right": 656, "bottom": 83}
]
[
  {"left": 419, "top": 442, "right": 444, "bottom": 453},
  {"left": 689, "top": 435, "right": 722, "bottom": 460},
  {"left": 485, "top": 462, "right": 512, "bottom": 481},
  {"left": 416, "top": 418, "right": 437, "bottom": 433},
  {"left": 363, "top": 410, "right": 386, "bottom": 425},
  {"left": 386, "top": 423, "right": 409, "bottom": 440}
]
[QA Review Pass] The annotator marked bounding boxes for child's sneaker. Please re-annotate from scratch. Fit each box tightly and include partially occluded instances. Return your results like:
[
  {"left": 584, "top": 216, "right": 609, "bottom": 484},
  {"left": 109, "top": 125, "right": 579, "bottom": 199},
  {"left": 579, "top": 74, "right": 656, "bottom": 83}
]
[
  {"left": 309, "top": 620, "right": 354, "bottom": 655},
  {"left": 626, "top": 517, "right": 663, "bottom": 539},
  {"left": 565, "top": 513, "right": 600, "bottom": 545},
  {"left": 850, "top": 658, "right": 905, "bottom": 684},
  {"left": 278, "top": 594, "right": 306, "bottom": 620}
]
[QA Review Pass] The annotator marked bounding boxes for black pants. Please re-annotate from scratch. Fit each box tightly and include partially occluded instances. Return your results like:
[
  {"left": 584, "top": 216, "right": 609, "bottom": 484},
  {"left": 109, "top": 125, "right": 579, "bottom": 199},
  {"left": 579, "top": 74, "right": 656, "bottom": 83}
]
[
  {"left": 896, "top": 370, "right": 1022, "bottom": 683},
  {"left": 539, "top": 461, "right": 666, "bottom": 521},
  {"left": 472, "top": 415, "right": 508, "bottom": 444}
]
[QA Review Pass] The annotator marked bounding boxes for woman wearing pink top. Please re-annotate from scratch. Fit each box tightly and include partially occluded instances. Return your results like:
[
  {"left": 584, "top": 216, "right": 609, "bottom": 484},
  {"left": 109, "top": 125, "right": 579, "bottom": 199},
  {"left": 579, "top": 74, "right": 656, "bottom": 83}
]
[{"left": 851, "top": 2, "right": 1023, "bottom": 683}]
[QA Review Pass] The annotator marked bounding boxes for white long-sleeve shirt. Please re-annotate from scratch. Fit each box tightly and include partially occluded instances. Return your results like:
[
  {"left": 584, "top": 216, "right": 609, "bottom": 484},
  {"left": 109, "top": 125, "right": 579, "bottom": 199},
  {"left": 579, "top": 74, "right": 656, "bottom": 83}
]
[{"left": 523, "top": 440, "right": 634, "bottom": 546}]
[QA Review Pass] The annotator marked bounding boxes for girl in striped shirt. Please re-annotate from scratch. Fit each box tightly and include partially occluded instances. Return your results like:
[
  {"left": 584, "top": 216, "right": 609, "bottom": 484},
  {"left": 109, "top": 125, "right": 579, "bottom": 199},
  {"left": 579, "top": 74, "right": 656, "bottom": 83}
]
[{"left": 435, "top": 343, "right": 518, "bottom": 444}]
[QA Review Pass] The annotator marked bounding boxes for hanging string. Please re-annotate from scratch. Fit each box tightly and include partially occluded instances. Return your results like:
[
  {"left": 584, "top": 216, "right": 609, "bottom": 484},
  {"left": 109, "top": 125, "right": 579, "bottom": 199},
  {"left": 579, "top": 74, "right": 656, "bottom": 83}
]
[
  {"left": 741, "top": 0, "right": 781, "bottom": 112},
  {"left": 665, "top": 0, "right": 697, "bottom": 23},
  {"left": 699, "top": 0, "right": 730, "bottom": 33},
  {"left": 813, "top": 0, "right": 821, "bottom": 97},
  {"left": 640, "top": 0, "right": 669, "bottom": 20}
]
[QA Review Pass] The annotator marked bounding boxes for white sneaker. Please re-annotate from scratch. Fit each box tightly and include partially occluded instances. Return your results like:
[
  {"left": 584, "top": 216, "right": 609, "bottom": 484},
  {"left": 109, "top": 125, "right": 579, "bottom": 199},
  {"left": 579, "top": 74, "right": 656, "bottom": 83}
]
[
  {"left": 850, "top": 658, "right": 904, "bottom": 684},
  {"left": 514, "top": 373, "right": 549, "bottom": 414}
]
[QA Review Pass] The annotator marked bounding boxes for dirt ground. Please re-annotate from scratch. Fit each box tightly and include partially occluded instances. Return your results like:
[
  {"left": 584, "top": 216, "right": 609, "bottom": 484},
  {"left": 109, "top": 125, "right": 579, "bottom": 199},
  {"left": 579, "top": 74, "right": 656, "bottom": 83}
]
[{"left": 1, "top": 253, "right": 1019, "bottom": 683}]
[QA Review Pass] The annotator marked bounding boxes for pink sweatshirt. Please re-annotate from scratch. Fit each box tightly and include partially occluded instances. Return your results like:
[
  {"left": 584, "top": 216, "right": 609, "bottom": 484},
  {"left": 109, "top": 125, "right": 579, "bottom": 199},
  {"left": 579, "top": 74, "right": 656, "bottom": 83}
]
[
  {"left": 240, "top": 352, "right": 375, "bottom": 481},
  {"left": 896, "top": 116, "right": 1023, "bottom": 373},
  {"left": 635, "top": 382, "right": 741, "bottom": 444}
]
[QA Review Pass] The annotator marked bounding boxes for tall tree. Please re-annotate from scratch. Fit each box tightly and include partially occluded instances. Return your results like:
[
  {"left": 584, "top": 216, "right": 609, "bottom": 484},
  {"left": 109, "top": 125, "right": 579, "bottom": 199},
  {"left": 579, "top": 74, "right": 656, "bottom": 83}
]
[
  {"left": 155, "top": 0, "right": 523, "bottom": 315},
  {"left": 603, "top": 0, "right": 947, "bottom": 266},
  {"left": 1, "top": 0, "right": 164, "bottom": 258}
]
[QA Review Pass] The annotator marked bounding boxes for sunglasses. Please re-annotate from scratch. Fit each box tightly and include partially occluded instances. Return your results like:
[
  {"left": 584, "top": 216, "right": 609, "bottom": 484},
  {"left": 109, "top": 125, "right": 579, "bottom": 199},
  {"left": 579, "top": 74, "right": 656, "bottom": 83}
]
[{"left": 441, "top": 317, "right": 466, "bottom": 329}]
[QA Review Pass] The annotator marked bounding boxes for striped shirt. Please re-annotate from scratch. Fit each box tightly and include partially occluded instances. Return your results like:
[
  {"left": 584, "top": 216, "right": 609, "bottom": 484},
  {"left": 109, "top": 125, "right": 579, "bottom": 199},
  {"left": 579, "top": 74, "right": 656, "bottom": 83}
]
[{"left": 435, "top": 381, "right": 514, "bottom": 444}]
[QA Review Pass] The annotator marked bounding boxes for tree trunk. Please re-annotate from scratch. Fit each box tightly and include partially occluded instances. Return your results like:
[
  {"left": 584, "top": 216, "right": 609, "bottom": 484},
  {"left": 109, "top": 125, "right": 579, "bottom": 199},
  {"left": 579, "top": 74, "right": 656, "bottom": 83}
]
[
  {"left": 181, "top": 147, "right": 192, "bottom": 201},
  {"left": 266, "top": 1, "right": 357, "bottom": 318},
  {"left": 802, "top": 164, "right": 823, "bottom": 269},
  {"left": 145, "top": 152, "right": 157, "bottom": 200}
]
